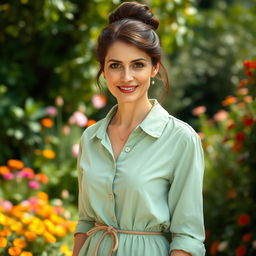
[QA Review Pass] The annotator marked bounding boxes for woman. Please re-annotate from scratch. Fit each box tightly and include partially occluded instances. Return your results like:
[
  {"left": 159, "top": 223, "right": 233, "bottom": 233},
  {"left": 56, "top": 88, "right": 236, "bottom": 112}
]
[{"left": 72, "top": 2, "right": 205, "bottom": 256}]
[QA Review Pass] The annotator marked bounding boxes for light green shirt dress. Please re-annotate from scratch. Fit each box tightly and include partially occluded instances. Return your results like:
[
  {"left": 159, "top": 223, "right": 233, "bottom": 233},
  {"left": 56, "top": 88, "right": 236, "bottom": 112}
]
[{"left": 75, "top": 98, "right": 206, "bottom": 256}]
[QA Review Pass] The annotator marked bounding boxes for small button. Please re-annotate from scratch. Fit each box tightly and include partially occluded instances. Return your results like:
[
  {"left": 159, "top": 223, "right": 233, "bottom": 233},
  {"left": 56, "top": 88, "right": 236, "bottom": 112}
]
[
  {"left": 108, "top": 194, "right": 113, "bottom": 200},
  {"left": 124, "top": 147, "right": 130, "bottom": 152},
  {"left": 111, "top": 217, "right": 116, "bottom": 222}
]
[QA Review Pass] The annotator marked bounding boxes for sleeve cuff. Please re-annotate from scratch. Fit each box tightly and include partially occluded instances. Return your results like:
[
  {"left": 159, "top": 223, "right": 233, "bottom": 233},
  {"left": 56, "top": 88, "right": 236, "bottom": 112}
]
[
  {"left": 169, "top": 234, "right": 206, "bottom": 256},
  {"left": 74, "top": 220, "right": 95, "bottom": 236}
]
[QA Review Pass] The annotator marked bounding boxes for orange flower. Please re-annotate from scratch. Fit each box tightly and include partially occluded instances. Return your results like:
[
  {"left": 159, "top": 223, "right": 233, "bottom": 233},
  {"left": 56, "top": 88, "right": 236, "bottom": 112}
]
[
  {"left": 8, "top": 160, "right": 24, "bottom": 169},
  {"left": 8, "top": 246, "right": 22, "bottom": 256},
  {"left": 222, "top": 96, "right": 237, "bottom": 106},
  {"left": 0, "top": 166, "right": 10, "bottom": 175},
  {"left": 43, "top": 231, "right": 56, "bottom": 243},
  {"left": 13, "top": 238, "right": 27, "bottom": 248},
  {"left": 242, "top": 232, "right": 252, "bottom": 242},
  {"left": 35, "top": 173, "right": 49, "bottom": 184},
  {"left": 232, "top": 142, "right": 242, "bottom": 152},
  {"left": 86, "top": 119, "right": 97, "bottom": 127},
  {"left": 41, "top": 118, "right": 53, "bottom": 128},
  {"left": 0, "top": 237, "right": 7, "bottom": 248},
  {"left": 37, "top": 191, "right": 48, "bottom": 201},
  {"left": 42, "top": 149, "right": 56, "bottom": 159},
  {"left": 238, "top": 79, "right": 248, "bottom": 88},
  {"left": 20, "top": 252, "right": 33, "bottom": 256},
  {"left": 0, "top": 228, "right": 11, "bottom": 237},
  {"left": 238, "top": 214, "right": 250, "bottom": 226},
  {"left": 24, "top": 231, "right": 37, "bottom": 241}
]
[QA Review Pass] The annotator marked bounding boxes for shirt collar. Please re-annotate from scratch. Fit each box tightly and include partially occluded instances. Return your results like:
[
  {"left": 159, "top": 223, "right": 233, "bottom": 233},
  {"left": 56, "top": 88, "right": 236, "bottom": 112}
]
[{"left": 89, "top": 98, "right": 170, "bottom": 140}]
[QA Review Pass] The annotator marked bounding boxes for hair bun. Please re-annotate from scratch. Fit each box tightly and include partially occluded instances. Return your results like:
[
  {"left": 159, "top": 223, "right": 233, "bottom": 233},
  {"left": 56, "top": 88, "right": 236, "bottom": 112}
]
[{"left": 109, "top": 1, "right": 159, "bottom": 30}]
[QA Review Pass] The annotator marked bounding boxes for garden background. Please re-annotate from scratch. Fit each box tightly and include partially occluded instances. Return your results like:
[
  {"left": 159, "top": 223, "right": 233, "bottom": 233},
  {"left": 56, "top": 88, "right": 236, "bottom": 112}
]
[{"left": 0, "top": 0, "right": 255, "bottom": 255}]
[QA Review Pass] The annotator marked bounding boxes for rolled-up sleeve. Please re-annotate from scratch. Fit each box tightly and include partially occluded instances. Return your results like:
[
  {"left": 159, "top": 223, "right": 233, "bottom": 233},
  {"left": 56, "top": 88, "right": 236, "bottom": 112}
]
[
  {"left": 74, "top": 138, "right": 94, "bottom": 236},
  {"left": 168, "top": 133, "right": 206, "bottom": 256}
]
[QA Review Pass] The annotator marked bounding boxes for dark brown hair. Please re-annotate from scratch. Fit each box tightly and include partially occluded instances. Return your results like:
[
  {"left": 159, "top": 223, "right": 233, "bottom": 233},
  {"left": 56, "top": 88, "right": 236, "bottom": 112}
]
[{"left": 96, "top": 1, "right": 170, "bottom": 103}]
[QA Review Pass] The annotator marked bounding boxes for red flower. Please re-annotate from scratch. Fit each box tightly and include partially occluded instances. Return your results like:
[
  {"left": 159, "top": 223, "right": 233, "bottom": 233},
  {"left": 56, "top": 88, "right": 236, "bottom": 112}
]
[
  {"left": 243, "top": 60, "right": 256, "bottom": 76},
  {"left": 242, "top": 232, "right": 252, "bottom": 242},
  {"left": 210, "top": 241, "right": 219, "bottom": 255},
  {"left": 236, "top": 245, "right": 246, "bottom": 256},
  {"left": 238, "top": 79, "right": 248, "bottom": 88},
  {"left": 235, "top": 132, "right": 245, "bottom": 142},
  {"left": 243, "top": 116, "right": 254, "bottom": 126},
  {"left": 227, "top": 189, "right": 237, "bottom": 199},
  {"left": 238, "top": 214, "right": 250, "bottom": 226}
]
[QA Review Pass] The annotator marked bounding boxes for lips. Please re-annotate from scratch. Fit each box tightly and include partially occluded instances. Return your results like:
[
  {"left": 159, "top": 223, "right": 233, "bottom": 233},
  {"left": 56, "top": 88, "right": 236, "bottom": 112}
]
[{"left": 118, "top": 86, "right": 138, "bottom": 93}]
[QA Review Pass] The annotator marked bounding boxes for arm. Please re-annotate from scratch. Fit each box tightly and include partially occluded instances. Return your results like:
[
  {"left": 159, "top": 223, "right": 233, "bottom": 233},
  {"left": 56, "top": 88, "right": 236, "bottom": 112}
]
[
  {"left": 171, "top": 250, "right": 192, "bottom": 256},
  {"left": 168, "top": 133, "right": 206, "bottom": 256},
  {"left": 72, "top": 139, "right": 94, "bottom": 255},
  {"left": 72, "top": 233, "right": 87, "bottom": 256}
]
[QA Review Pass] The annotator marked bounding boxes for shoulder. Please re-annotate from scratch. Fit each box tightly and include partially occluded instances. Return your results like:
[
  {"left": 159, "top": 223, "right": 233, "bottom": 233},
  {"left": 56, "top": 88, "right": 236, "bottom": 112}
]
[
  {"left": 166, "top": 114, "right": 199, "bottom": 141},
  {"left": 80, "top": 118, "right": 105, "bottom": 142}
]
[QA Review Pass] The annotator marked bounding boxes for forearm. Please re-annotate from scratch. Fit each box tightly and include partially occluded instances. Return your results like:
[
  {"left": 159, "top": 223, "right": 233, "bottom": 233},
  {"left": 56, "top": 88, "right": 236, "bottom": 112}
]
[
  {"left": 72, "top": 233, "right": 87, "bottom": 256},
  {"left": 170, "top": 250, "right": 192, "bottom": 256}
]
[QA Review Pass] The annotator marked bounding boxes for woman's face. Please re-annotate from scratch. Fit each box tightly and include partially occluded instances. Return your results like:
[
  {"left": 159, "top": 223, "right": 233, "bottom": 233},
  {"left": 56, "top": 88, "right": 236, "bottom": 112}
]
[{"left": 103, "top": 41, "right": 159, "bottom": 104}]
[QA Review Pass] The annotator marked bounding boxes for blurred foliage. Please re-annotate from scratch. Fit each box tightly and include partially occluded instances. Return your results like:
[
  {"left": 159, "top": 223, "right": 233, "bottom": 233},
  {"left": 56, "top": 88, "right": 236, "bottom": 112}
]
[
  {"left": 162, "top": 0, "right": 256, "bottom": 128},
  {"left": 199, "top": 61, "right": 256, "bottom": 255}
]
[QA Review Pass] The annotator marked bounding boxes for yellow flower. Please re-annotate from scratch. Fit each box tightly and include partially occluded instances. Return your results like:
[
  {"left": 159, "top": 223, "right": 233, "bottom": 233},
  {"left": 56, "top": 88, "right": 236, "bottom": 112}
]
[
  {"left": 0, "top": 237, "right": 7, "bottom": 248},
  {"left": 42, "top": 149, "right": 56, "bottom": 159},
  {"left": 13, "top": 238, "right": 27, "bottom": 249},
  {"left": 54, "top": 225, "right": 67, "bottom": 237},
  {"left": 44, "top": 219, "right": 55, "bottom": 234},
  {"left": 43, "top": 231, "right": 56, "bottom": 243},
  {"left": 0, "top": 212, "right": 7, "bottom": 225},
  {"left": 60, "top": 244, "right": 70, "bottom": 254},
  {"left": 20, "top": 252, "right": 33, "bottom": 256},
  {"left": 37, "top": 191, "right": 48, "bottom": 202},
  {"left": 8, "top": 246, "right": 22, "bottom": 256},
  {"left": 7, "top": 159, "right": 24, "bottom": 169},
  {"left": 50, "top": 214, "right": 64, "bottom": 224}
]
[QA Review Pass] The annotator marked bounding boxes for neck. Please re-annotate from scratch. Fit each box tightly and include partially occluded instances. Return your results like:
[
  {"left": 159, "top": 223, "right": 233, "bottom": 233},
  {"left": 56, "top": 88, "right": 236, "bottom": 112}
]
[{"left": 111, "top": 98, "right": 153, "bottom": 129}]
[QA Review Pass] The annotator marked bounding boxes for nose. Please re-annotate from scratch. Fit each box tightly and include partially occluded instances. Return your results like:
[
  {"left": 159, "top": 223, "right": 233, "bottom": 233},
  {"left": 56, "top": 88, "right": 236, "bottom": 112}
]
[{"left": 121, "top": 67, "right": 133, "bottom": 82}]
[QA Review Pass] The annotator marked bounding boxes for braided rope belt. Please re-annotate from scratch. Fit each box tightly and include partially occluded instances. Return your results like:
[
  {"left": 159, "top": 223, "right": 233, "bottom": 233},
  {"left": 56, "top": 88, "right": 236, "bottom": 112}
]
[{"left": 86, "top": 223, "right": 163, "bottom": 256}]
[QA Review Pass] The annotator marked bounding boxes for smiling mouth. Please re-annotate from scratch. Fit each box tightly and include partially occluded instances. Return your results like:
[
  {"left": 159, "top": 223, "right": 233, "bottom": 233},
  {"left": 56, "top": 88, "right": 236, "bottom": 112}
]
[{"left": 118, "top": 86, "right": 138, "bottom": 93}]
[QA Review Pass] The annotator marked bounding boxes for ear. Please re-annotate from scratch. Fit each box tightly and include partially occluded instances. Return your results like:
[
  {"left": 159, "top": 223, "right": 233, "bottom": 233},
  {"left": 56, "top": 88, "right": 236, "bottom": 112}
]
[{"left": 151, "top": 62, "right": 160, "bottom": 78}]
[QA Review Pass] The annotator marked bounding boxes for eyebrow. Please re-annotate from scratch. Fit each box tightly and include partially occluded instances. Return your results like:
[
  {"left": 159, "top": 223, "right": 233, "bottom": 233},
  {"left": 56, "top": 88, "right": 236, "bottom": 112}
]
[{"left": 107, "top": 58, "right": 147, "bottom": 63}]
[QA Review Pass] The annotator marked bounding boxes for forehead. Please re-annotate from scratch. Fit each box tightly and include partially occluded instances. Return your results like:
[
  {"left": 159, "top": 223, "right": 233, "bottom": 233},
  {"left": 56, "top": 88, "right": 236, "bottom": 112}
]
[{"left": 105, "top": 41, "right": 150, "bottom": 62}]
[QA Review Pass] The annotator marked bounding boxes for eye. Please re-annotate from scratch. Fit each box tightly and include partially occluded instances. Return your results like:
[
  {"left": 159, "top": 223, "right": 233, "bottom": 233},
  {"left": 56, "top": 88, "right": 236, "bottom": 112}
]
[
  {"left": 109, "top": 63, "right": 120, "bottom": 69},
  {"left": 133, "top": 62, "right": 145, "bottom": 68}
]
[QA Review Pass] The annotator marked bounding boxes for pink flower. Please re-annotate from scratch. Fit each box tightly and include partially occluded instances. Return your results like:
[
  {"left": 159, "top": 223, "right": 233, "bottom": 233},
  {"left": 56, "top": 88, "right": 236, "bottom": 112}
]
[
  {"left": 192, "top": 106, "right": 206, "bottom": 116},
  {"left": 213, "top": 110, "right": 228, "bottom": 121},
  {"left": 0, "top": 200, "right": 13, "bottom": 211},
  {"left": 3, "top": 172, "right": 14, "bottom": 180},
  {"left": 69, "top": 111, "right": 88, "bottom": 127},
  {"left": 28, "top": 180, "right": 40, "bottom": 189},
  {"left": 72, "top": 144, "right": 80, "bottom": 157},
  {"left": 92, "top": 94, "right": 107, "bottom": 109},
  {"left": 46, "top": 106, "right": 58, "bottom": 117}
]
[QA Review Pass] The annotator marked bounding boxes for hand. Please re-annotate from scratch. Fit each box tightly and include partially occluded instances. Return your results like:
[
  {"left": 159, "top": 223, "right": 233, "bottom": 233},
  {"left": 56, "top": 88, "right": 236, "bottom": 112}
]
[{"left": 170, "top": 249, "right": 192, "bottom": 256}]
